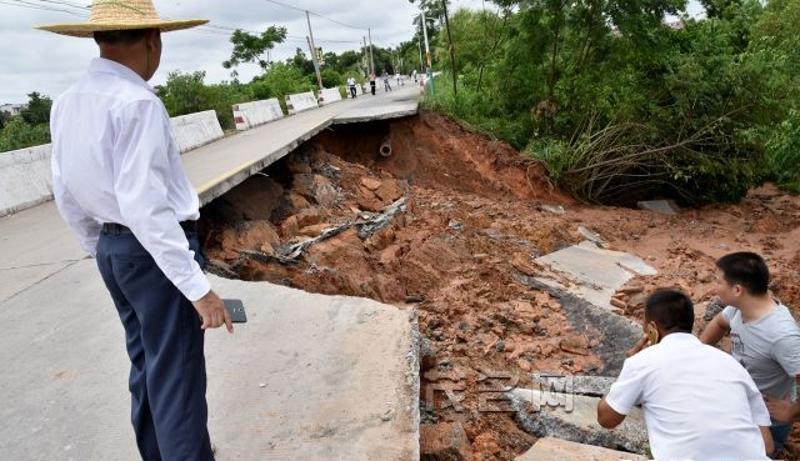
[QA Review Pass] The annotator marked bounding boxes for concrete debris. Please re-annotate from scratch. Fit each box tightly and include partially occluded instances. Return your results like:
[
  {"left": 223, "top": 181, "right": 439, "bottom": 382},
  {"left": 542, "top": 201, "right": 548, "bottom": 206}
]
[
  {"left": 512, "top": 273, "right": 642, "bottom": 374},
  {"left": 259, "top": 197, "right": 407, "bottom": 262},
  {"left": 507, "top": 388, "right": 648, "bottom": 454},
  {"left": 578, "top": 226, "right": 606, "bottom": 247},
  {"left": 540, "top": 204, "right": 566, "bottom": 215},
  {"left": 531, "top": 374, "right": 616, "bottom": 398},
  {"left": 637, "top": 199, "right": 681, "bottom": 216},
  {"left": 534, "top": 241, "right": 657, "bottom": 312},
  {"left": 515, "top": 437, "right": 648, "bottom": 461}
]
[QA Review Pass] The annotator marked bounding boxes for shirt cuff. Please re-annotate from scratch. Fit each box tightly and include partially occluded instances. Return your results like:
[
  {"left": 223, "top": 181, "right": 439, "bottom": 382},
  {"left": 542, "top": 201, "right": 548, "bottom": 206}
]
[{"left": 177, "top": 268, "right": 211, "bottom": 302}]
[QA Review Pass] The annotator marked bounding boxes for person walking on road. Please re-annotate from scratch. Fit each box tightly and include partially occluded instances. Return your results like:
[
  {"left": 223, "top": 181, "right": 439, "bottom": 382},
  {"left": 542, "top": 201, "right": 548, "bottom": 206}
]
[
  {"left": 347, "top": 76, "right": 358, "bottom": 98},
  {"left": 38, "top": 1, "right": 232, "bottom": 460},
  {"left": 383, "top": 70, "right": 392, "bottom": 92},
  {"left": 369, "top": 72, "right": 377, "bottom": 95}
]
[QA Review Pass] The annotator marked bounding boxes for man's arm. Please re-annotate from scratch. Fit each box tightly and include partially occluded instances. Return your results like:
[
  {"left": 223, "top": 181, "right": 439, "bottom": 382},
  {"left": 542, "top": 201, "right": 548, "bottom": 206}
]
[
  {"left": 52, "top": 151, "right": 102, "bottom": 256},
  {"left": 597, "top": 357, "right": 644, "bottom": 430},
  {"left": 699, "top": 312, "right": 730, "bottom": 345},
  {"left": 761, "top": 426, "right": 775, "bottom": 456},
  {"left": 597, "top": 398, "right": 627, "bottom": 429},
  {"left": 114, "top": 99, "right": 231, "bottom": 332},
  {"left": 743, "top": 367, "right": 777, "bottom": 455}
]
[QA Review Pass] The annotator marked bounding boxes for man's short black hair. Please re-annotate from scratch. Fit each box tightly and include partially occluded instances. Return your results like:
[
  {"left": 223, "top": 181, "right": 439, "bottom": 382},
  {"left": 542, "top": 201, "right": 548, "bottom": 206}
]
[
  {"left": 93, "top": 28, "right": 153, "bottom": 46},
  {"left": 645, "top": 289, "right": 695, "bottom": 334},
  {"left": 716, "top": 252, "right": 770, "bottom": 295}
]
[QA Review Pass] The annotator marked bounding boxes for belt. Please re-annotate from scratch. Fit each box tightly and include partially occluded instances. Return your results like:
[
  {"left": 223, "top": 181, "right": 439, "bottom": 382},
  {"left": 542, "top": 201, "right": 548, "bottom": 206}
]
[{"left": 102, "top": 221, "right": 198, "bottom": 235}]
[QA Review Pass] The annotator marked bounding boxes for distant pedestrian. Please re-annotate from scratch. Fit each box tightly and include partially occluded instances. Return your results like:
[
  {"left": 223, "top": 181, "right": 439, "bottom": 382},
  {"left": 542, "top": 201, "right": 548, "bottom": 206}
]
[
  {"left": 412, "top": 69, "right": 418, "bottom": 83},
  {"left": 383, "top": 71, "right": 392, "bottom": 92},
  {"left": 369, "top": 72, "right": 376, "bottom": 95},
  {"left": 347, "top": 76, "right": 357, "bottom": 98}
]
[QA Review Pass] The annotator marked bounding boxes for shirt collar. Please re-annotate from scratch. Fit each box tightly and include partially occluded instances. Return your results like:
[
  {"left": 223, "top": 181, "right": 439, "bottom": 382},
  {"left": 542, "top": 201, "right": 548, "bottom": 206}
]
[
  {"left": 88, "top": 57, "right": 155, "bottom": 93},
  {"left": 658, "top": 332, "right": 698, "bottom": 345}
]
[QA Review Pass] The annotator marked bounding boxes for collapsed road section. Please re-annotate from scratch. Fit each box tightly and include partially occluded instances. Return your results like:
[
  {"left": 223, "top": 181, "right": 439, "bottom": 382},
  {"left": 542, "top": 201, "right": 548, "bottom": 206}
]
[{"left": 201, "top": 110, "right": 800, "bottom": 459}]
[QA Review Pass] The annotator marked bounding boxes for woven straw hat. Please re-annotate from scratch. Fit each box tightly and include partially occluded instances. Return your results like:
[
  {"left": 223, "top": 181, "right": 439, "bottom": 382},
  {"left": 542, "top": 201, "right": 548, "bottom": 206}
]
[{"left": 35, "top": 0, "right": 208, "bottom": 38}]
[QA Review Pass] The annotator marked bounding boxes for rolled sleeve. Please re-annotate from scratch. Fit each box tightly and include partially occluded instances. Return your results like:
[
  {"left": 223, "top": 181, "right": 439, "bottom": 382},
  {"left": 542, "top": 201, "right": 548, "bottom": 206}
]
[
  {"left": 112, "top": 99, "right": 210, "bottom": 302},
  {"left": 605, "top": 358, "right": 645, "bottom": 416},
  {"left": 721, "top": 306, "right": 737, "bottom": 323}
]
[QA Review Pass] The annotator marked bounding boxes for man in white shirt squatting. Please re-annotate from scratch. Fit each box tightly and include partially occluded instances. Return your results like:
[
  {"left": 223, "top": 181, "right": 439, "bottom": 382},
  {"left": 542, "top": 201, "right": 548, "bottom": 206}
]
[
  {"left": 37, "top": 1, "right": 232, "bottom": 460},
  {"left": 597, "top": 288, "right": 773, "bottom": 460}
]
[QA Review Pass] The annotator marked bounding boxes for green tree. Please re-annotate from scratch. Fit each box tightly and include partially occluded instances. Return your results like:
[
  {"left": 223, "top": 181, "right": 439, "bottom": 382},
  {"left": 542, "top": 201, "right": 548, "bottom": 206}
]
[
  {"left": 223, "top": 26, "right": 288, "bottom": 70},
  {"left": 19, "top": 92, "right": 52, "bottom": 126}
]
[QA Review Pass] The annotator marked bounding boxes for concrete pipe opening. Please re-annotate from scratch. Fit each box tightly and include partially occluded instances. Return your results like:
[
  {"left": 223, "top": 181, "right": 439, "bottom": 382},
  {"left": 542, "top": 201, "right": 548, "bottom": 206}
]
[{"left": 379, "top": 138, "right": 393, "bottom": 158}]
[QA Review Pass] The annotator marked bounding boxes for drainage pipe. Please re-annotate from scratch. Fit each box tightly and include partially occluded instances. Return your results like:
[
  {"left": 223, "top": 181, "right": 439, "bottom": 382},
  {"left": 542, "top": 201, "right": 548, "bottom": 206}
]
[{"left": 379, "top": 136, "right": 393, "bottom": 158}]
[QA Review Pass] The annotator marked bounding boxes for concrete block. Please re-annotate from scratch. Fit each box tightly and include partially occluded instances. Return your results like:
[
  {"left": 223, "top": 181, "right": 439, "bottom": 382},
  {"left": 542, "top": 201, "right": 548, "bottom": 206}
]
[
  {"left": 233, "top": 98, "right": 284, "bottom": 130},
  {"left": 507, "top": 388, "right": 648, "bottom": 454},
  {"left": 170, "top": 109, "right": 224, "bottom": 154},
  {"left": 319, "top": 87, "right": 343, "bottom": 106},
  {"left": 637, "top": 200, "right": 680, "bottom": 215},
  {"left": 516, "top": 437, "right": 648, "bottom": 461},
  {"left": 286, "top": 91, "right": 319, "bottom": 114},
  {"left": 0, "top": 260, "right": 421, "bottom": 460},
  {"left": 534, "top": 241, "right": 656, "bottom": 311},
  {"left": 0, "top": 143, "right": 53, "bottom": 217}
]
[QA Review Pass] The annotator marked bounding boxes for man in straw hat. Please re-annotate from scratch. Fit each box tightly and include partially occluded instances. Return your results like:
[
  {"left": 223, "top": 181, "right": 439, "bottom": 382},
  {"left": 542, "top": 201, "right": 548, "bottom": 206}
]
[{"left": 37, "top": 2, "right": 231, "bottom": 460}]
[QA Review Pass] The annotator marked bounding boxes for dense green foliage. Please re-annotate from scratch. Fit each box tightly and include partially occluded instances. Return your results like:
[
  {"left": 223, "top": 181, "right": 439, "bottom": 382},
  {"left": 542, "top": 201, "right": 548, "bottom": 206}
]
[
  {"left": 0, "top": 92, "right": 52, "bottom": 152},
  {"left": 422, "top": 0, "right": 800, "bottom": 204}
]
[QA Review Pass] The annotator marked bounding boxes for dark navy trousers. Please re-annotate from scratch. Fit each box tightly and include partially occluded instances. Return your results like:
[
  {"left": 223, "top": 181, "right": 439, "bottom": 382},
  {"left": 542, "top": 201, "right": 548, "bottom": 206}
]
[{"left": 96, "top": 227, "right": 214, "bottom": 461}]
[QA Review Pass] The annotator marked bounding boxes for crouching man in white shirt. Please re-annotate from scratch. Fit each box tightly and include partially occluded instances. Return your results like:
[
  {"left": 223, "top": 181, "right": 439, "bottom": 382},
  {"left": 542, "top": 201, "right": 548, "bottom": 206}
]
[{"left": 597, "top": 288, "right": 773, "bottom": 460}]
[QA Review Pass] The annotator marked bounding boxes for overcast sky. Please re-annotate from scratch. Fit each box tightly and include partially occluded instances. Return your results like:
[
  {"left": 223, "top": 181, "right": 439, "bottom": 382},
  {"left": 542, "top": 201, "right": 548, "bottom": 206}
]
[
  {"left": 0, "top": 0, "right": 702, "bottom": 104},
  {"left": 0, "top": 0, "right": 491, "bottom": 103}
]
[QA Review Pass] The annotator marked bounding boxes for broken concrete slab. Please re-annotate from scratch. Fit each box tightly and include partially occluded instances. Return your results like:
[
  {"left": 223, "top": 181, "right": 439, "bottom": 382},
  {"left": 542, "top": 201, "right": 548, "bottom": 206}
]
[
  {"left": 516, "top": 437, "right": 648, "bottom": 461},
  {"left": 534, "top": 241, "right": 656, "bottom": 311},
  {"left": 513, "top": 272, "right": 642, "bottom": 374},
  {"left": 637, "top": 200, "right": 680, "bottom": 216},
  {"left": 0, "top": 259, "right": 420, "bottom": 460},
  {"left": 532, "top": 374, "right": 616, "bottom": 398},
  {"left": 507, "top": 388, "right": 648, "bottom": 454}
]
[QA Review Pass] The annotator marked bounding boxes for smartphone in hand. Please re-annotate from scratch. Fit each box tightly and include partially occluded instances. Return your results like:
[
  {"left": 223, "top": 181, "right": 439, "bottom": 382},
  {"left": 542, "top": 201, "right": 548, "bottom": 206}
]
[{"left": 223, "top": 299, "right": 248, "bottom": 323}]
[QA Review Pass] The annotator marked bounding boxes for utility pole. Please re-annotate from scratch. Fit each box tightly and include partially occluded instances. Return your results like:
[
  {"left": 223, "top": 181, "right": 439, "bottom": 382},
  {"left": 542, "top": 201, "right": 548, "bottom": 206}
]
[
  {"left": 363, "top": 36, "right": 369, "bottom": 76},
  {"left": 421, "top": 10, "right": 434, "bottom": 94},
  {"left": 368, "top": 27, "right": 375, "bottom": 76},
  {"left": 442, "top": 1, "right": 457, "bottom": 97},
  {"left": 418, "top": 38, "right": 423, "bottom": 73},
  {"left": 305, "top": 10, "right": 324, "bottom": 91}
]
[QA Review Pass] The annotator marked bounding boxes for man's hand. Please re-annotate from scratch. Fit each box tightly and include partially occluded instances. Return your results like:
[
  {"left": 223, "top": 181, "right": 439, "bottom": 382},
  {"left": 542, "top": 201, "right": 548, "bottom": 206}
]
[
  {"left": 626, "top": 334, "right": 650, "bottom": 358},
  {"left": 192, "top": 290, "right": 233, "bottom": 333},
  {"left": 765, "top": 394, "right": 798, "bottom": 423}
]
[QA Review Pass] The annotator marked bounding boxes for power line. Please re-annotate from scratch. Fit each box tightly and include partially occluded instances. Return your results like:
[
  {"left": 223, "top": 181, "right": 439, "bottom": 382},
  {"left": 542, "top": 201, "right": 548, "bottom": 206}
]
[
  {"left": 261, "top": 0, "right": 366, "bottom": 31},
  {"left": 2, "top": 0, "right": 84, "bottom": 16}
]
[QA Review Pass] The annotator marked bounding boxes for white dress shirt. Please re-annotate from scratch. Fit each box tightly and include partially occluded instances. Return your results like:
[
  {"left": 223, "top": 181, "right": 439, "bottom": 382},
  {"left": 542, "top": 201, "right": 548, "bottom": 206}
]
[
  {"left": 606, "top": 333, "right": 771, "bottom": 461},
  {"left": 50, "top": 57, "right": 210, "bottom": 302}
]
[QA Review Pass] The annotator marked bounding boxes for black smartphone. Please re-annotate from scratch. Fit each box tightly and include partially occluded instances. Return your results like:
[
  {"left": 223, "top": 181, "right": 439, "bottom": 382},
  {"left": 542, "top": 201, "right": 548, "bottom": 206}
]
[{"left": 223, "top": 299, "right": 248, "bottom": 323}]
